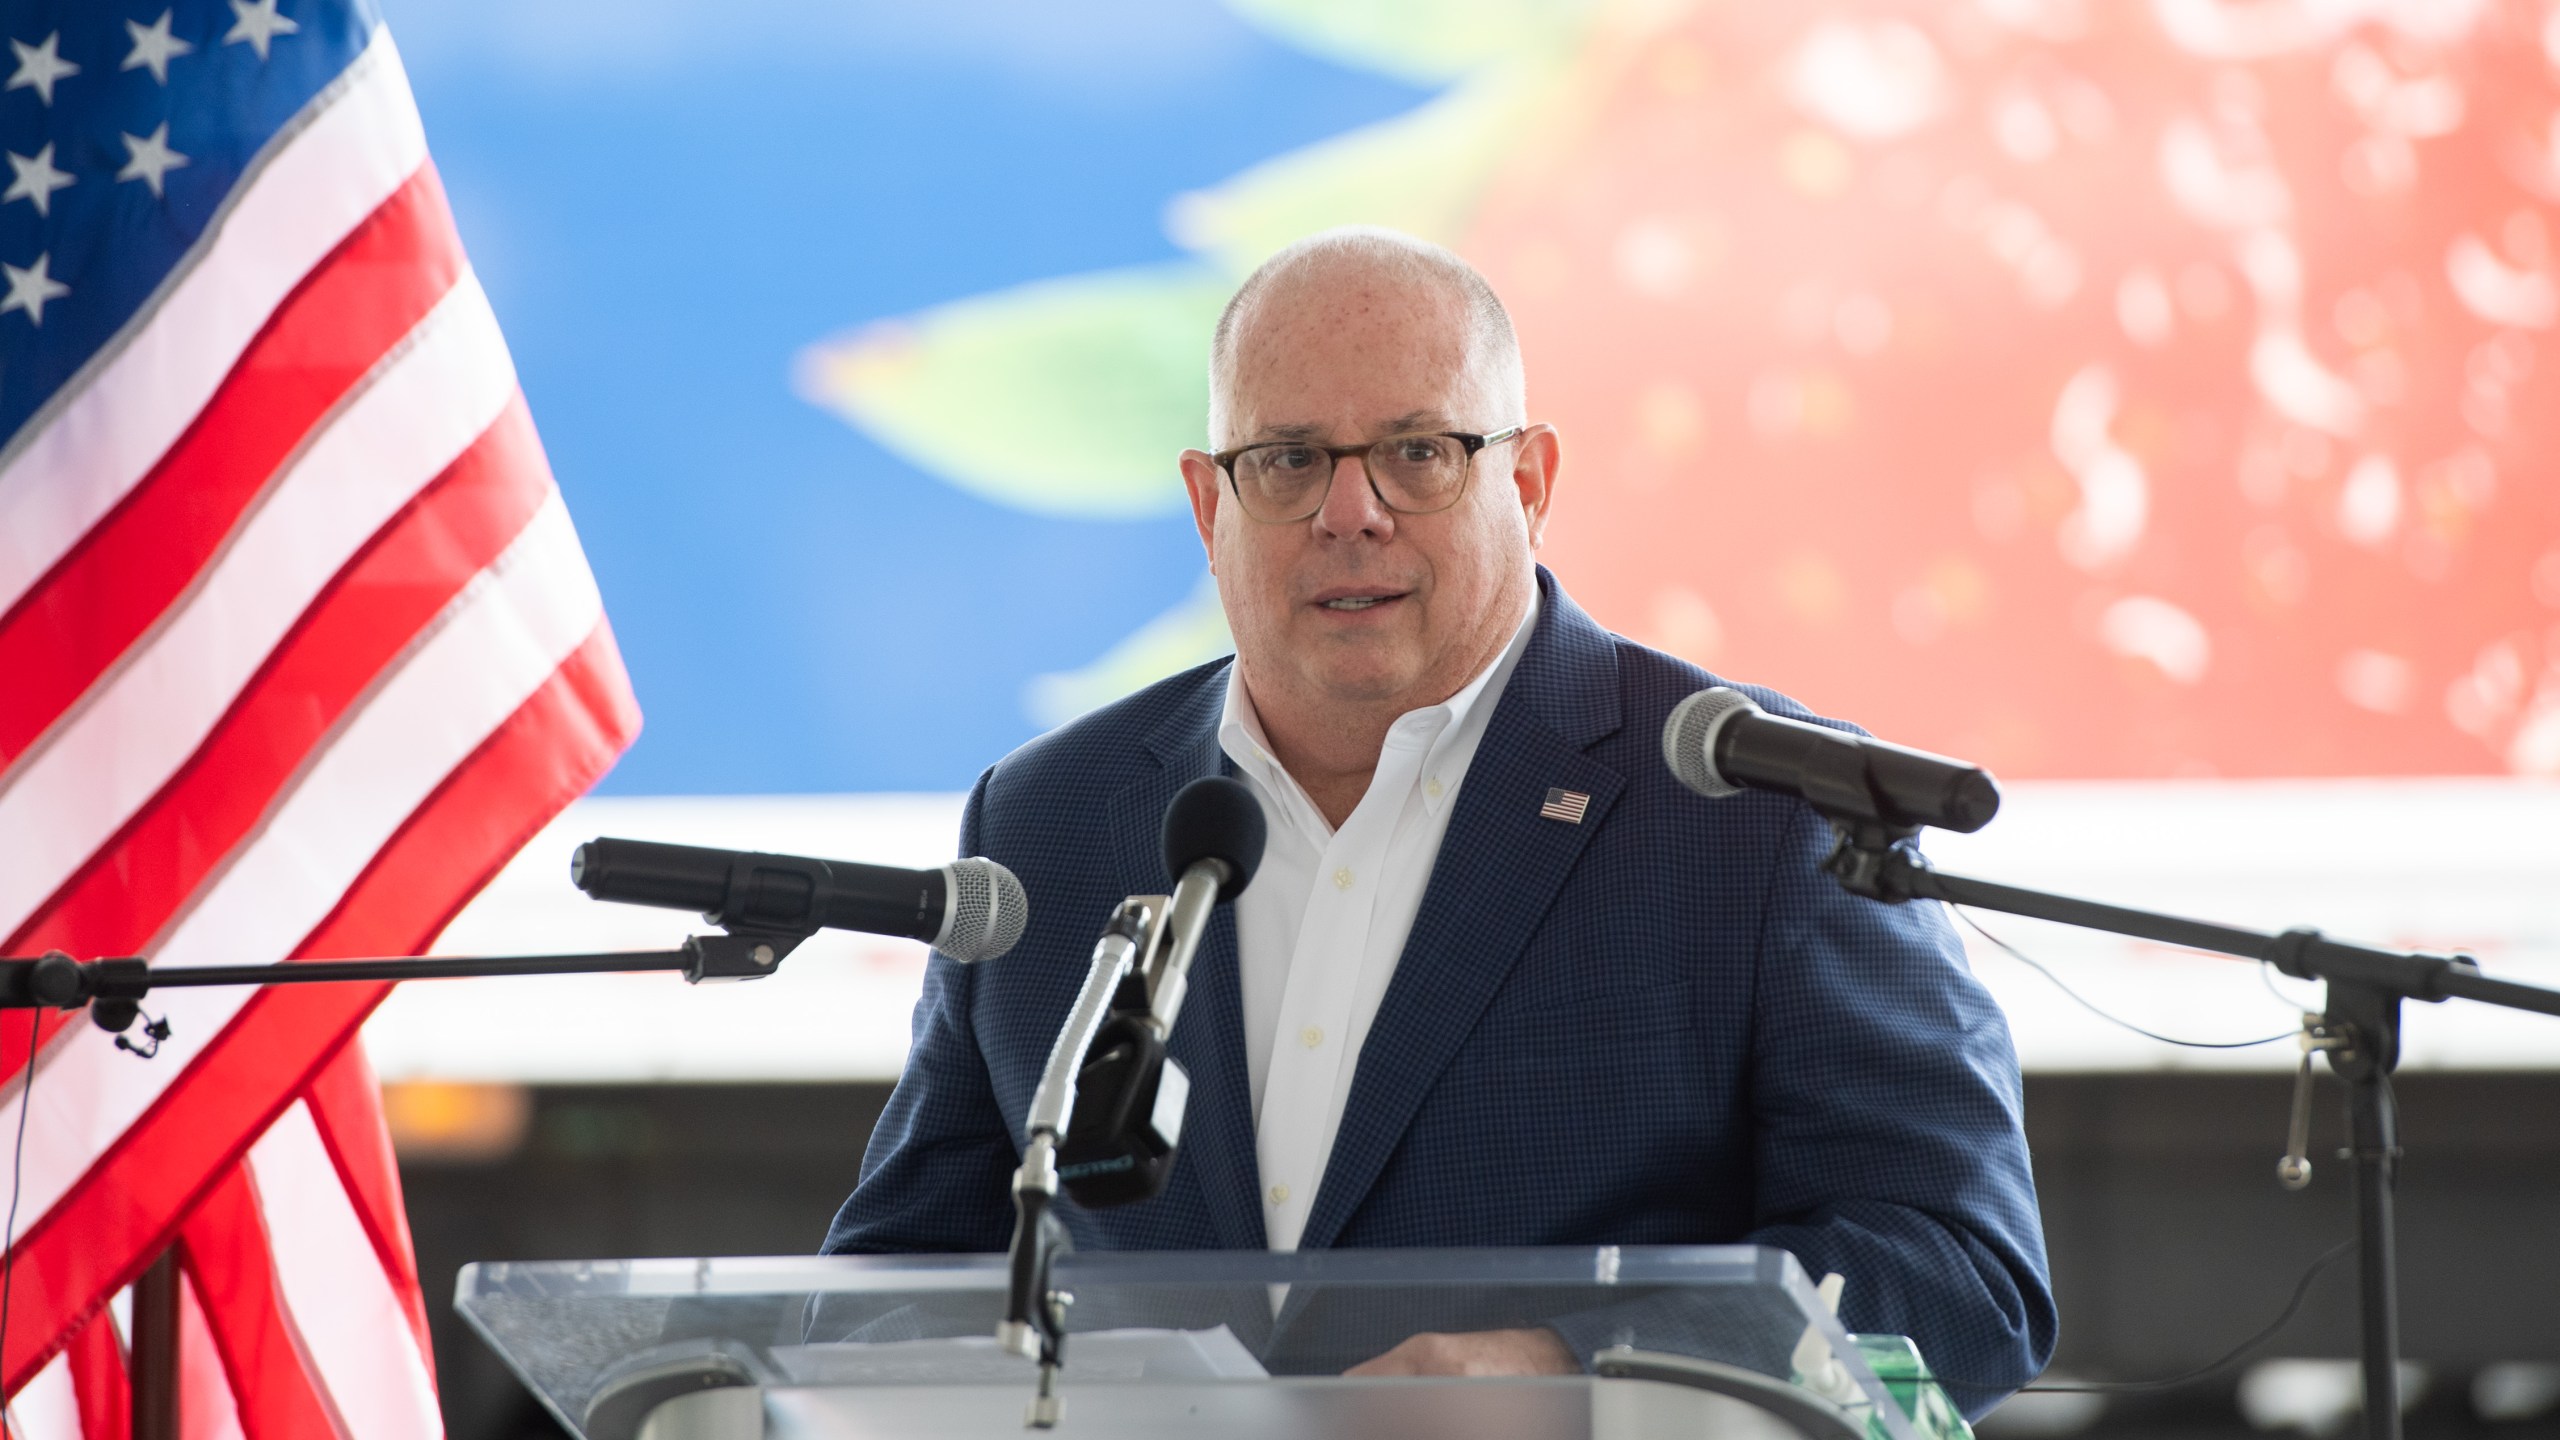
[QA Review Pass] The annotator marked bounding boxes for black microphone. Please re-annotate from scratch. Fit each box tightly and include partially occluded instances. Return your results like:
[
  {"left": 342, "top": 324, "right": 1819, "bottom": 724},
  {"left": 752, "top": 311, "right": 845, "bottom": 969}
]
[
  {"left": 1662, "top": 687, "right": 2000, "bottom": 834},
  {"left": 569, "top": 837, "right": 1029, "bottom": 963},
  {"left": 1057, "top": 777, "right": 1265, "bottom": 1208}
]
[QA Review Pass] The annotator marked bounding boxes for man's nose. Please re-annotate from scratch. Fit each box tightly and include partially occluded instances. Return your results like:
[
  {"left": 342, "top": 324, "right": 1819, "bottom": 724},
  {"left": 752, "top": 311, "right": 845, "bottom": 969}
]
[{"left": 1313, "top": 452, "right": 1393, "bottom": 538}]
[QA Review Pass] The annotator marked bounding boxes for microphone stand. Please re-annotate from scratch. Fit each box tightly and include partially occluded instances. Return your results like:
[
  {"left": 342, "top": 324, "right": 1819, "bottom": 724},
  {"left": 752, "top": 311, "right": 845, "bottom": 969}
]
[
  {"left": 0, "top": 928, "right": 824, "bottom": 1435},
  {"left": 999, "top": 859, "right": 1227, "bottom": 1428},
  {"left": 0, "top": 929, "right": 815, "bottom": 1037},
  {"left": 1821, "top": 819, "right": 2560, "bottom": 1440},
  {"left": 998, "top": 895, "right": 1164, "bottom": 1427}
]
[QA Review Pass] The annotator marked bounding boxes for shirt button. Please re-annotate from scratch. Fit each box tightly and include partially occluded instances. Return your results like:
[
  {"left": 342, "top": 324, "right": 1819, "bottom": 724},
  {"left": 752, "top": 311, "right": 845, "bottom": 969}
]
[
  {"left": 1426, "top": 777, "right": 1444, "bottom": 799},
  {"left": 1333, "top": 867, "right": 1355, "bottom": 890},
  {"left": 1269, "top": 1183, "right": 1290, "bottom": 1205},
  {"left": 1301, "top": 1026, "right": 1324, "bottom": 1049}
]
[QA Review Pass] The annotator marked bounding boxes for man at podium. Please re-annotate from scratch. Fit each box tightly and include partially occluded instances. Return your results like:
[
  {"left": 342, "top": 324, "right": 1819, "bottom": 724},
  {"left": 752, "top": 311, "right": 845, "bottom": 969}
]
[{"left": 824, "top": 229, "right": 2055, "bottom": 1417}]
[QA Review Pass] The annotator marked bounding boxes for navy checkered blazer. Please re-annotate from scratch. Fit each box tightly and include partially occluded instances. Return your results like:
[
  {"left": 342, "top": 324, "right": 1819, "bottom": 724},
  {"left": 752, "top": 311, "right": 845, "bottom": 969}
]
[{"left": 825, "top": 568, "right": 2056, "bottom": 1413}]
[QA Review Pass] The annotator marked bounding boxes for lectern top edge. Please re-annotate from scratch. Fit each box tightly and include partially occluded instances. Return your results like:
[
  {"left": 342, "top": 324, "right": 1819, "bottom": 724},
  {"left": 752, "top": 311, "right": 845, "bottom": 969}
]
[
  {"left": 455, "top": 1243, "right": 1802, "bottom": 1303},
  {"left": 455, "top": 1245, "right": 1944, "bottom": 1440}
]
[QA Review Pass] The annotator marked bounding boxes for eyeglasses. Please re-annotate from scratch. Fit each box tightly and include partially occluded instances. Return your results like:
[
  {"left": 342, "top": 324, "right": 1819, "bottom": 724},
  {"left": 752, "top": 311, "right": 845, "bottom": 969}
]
[{"left": 1209, "top": 426, "right": 1526, "bottom": 524}]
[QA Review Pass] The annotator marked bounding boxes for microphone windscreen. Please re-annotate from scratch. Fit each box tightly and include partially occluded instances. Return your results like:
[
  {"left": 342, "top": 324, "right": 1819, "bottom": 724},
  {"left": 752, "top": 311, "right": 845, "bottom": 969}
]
[
  {"left": 938, "top": 858, "right": 1029, "bottom": 963},
  {"left": 1161, "top": 776, "right": 1267, "bottom": 901},
  {"left": 1662, "top": 687, "right": 1759, "bottom": 799}
]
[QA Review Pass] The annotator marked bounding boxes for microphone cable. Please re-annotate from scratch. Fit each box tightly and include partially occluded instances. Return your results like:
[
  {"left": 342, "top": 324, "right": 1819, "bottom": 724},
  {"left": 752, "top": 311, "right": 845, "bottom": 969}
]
[
  {"left": 1938, "top": 1237, "right": 2355, "bottom": 1396},
  {"left": 1951, "top": 906, "right": 2300, "bottom": 1051}
]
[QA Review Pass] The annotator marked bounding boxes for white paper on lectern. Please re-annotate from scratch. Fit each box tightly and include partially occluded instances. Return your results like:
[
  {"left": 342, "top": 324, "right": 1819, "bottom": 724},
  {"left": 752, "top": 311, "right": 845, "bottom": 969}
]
[{"left": 768, "top": 1326, "right": 1268, "bottom": 1386}]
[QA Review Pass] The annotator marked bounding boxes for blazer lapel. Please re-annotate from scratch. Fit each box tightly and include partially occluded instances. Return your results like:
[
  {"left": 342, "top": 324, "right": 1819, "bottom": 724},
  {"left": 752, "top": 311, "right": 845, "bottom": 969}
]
[
  {"left": 1106, "top": 676, "right": 1267, "bottom": 1251},
  {"left": 1298, "top": 572, "right": 1625, "bottom": 1251}
]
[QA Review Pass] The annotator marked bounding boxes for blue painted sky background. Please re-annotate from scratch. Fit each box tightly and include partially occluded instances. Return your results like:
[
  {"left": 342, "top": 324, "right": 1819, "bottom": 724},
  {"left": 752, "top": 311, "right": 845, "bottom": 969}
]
[{"left": 381, "top": 0, "right": 1428, "bottom": 793}]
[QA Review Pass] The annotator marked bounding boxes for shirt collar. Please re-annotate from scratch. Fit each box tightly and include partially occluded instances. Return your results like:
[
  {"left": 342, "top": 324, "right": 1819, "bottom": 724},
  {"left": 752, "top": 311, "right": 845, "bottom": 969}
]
[{"left": 1218, "top": 590, "right": 1541, "bottom": 834}]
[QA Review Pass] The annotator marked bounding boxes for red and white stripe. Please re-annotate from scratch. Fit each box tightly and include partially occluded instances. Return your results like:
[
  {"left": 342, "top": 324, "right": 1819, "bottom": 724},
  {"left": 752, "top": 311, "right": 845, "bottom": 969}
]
[
  {"left": 0, "top": 22, "right": 639, "bottom": 1437},
  {"left": 0, "top": 29, "right": 428, "bottom": 618}
]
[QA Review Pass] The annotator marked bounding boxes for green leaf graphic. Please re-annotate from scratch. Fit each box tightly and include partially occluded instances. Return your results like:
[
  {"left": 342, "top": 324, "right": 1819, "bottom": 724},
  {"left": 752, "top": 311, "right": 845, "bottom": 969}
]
[{"left": 795, "top": 264, "right": 1230, "bottom": 519}]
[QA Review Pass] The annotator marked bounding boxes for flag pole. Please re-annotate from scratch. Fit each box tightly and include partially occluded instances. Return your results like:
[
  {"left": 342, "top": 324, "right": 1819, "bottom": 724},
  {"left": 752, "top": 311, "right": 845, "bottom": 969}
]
[{"left": 130, "top": 1249, "right": 179, "bottom": 1440}]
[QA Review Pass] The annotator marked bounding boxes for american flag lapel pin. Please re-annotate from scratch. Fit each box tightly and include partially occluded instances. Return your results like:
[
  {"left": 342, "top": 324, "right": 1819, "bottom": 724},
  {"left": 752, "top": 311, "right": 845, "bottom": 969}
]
[{"left": 1539, "top": 787, "right": 1591, "bottom": 824}]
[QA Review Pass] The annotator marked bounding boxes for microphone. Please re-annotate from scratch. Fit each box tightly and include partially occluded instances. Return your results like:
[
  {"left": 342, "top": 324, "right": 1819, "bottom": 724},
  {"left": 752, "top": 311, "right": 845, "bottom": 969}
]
[
  {"left": 1001, "top": 777, "right": 1265, "bottom": 1384},
  {"left": 1662, "top": 687, "right": 2000, "bottom": 834},
  {"left": 569, "top": 837, "right": 1029, "bottom": 963},
  {"left": 1141, "top": 774, "right": 1265, "bottom": 1023},
  {"left": 1056, "top": 776, "right": 1265, "bottom": 1208}
]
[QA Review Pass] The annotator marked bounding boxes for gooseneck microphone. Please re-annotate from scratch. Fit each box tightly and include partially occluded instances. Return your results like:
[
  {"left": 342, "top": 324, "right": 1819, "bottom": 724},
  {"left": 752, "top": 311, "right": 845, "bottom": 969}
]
[
  {"left": 569, "top": 837, "right": 1029, "bottom": 963},
  {"left": 1054, "top": 776, "right": 1266, "bottom": 1207},
  {"left": 1003, "top": 778, "right": 1266, "bottom": 1412},
  {"left": 1662, "top": 687, "right": 2001, "bottom": 834}
]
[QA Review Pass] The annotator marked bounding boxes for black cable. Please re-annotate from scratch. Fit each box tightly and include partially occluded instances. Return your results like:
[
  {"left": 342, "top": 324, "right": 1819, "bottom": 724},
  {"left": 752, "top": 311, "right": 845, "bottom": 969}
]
[
  {"left": 2261, "top": 958, "right": 2320, "bottom": 1013},
  {"left": 1938, "top": 1239, "right": 2355, "bottom": 1395},
  {"left": 0, "top": 1007, "right": 39, "bottom": 1392},
  {"left": 1920, "top": 873, "right": 2357, "bottom": 1399},
  {"left": 1957, "top": 909, "right": 2298, "bottom": 1050}
]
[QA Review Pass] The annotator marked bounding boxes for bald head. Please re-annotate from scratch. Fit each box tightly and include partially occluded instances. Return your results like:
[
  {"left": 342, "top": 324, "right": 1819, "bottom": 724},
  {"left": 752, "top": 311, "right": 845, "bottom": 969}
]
[
  {"left": 1207, "top": 228, "right": 1526, "bottom": 446},
  {"left": 1176, "top": 226, "right": 1559, "bottom": 825}
]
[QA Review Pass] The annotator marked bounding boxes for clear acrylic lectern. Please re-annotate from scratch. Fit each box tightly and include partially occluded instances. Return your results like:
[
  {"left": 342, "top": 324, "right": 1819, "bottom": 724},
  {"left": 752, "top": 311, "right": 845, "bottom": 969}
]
[{"left": 457, "top": 1245, "right": 1955, "bottom": 1440}]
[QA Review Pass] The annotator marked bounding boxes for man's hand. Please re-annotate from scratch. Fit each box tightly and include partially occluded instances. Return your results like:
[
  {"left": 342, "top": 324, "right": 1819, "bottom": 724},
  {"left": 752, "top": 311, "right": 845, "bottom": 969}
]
[{"left": 1344, "top": 1327, "right": 1578, "bottom": 1377}]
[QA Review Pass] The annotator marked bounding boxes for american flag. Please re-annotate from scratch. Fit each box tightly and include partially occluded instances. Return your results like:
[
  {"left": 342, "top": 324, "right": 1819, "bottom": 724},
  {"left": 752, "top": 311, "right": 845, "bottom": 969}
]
[
  {"left": 1538, "top": 788, "right": 1591, "bottom": 824},
  {"left": 0, "top": 1, "right": 639, "bottom": 1434}
]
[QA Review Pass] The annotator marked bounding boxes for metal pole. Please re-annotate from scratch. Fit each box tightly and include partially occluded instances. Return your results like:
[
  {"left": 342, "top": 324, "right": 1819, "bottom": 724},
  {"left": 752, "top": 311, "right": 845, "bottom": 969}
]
[
  {"left": 1891, "top": 865, "right": 2560, "bottom": 1018},
  {"left": 129, "top": 1249, "right": 178, "bottom": 1440},
  {"left": 2348, "top": 1068, "right": 2402, "bottom": 1440},
  {"left": 2303, "top": 973, "right": 2405, "bottom": 1440},
  {"left": 112, "top": 950, "right": 697, "bottom": 989}
]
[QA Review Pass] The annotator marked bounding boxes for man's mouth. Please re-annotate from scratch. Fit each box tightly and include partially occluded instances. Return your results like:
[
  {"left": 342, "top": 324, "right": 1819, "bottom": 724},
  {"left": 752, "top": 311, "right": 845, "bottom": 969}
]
[{"left": 1314, "top": 589, "right": 1408, "bottom": 613}]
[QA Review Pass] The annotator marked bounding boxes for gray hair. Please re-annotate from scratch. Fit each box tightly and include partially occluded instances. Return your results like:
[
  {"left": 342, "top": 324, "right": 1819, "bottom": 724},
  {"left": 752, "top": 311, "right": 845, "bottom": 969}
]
[{"left": 1206, "top": 227, "right": 1527, "bottom": 445}]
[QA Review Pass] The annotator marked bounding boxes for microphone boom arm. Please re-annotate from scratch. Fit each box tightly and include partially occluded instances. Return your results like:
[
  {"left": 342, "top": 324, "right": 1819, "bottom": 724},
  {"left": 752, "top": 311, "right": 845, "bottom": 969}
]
[
  {"left": 1824, "top": 829, "right": 2560, "bottom": 1440},
  {"left": 0, "top": 931, "right": 812, "bottom": 1039}
]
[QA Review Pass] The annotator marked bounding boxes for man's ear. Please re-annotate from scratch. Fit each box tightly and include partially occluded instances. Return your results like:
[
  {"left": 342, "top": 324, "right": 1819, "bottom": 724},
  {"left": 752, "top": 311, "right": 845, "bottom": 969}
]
[
  {"left": 1179, "top": 449, "right": 1223, "bottom": 570},
  {"left": 1511, "top": 424, "right": 1561, "bottom": 548}
]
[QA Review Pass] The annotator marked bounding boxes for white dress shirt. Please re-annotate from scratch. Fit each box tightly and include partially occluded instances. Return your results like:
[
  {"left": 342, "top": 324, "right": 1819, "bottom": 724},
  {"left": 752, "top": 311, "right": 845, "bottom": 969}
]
[{"left": 1216, "top": 594, "right": 1539, "bottom": 1252}]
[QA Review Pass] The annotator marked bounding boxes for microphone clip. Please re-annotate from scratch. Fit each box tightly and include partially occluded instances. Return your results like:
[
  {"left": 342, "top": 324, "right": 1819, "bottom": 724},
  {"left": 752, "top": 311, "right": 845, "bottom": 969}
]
[
  {"left": 679, "top": 928, "right": 811, "bottom": 984},
  {"left": 1818, "top": 820, "right": 1925, "bottom": 904},
  {"left": 109, "top": 1006, "right": 173, "bottom": 1058},
  {"left": 1045, "top": 893, "right": 1193, "bottom": 1211},
  {"left": 1056, "top": 1009, "right": 1189, "bottom": 1208}
]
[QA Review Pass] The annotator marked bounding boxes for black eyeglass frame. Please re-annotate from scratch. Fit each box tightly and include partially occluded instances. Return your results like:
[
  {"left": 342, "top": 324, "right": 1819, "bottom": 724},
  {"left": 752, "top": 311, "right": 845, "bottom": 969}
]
[{"left": 1208, "top": 425, "right": 1528, "bottom": 524}]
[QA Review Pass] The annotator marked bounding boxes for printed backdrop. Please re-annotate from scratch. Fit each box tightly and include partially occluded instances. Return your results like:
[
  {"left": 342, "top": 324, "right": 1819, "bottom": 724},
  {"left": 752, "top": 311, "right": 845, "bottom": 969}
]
[
  {"left": 399, "top": 0, "right": 2560, "bottom": 793},
  {"left": 376, "top": 0, "right": 2560, "bottom": 1079}
]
